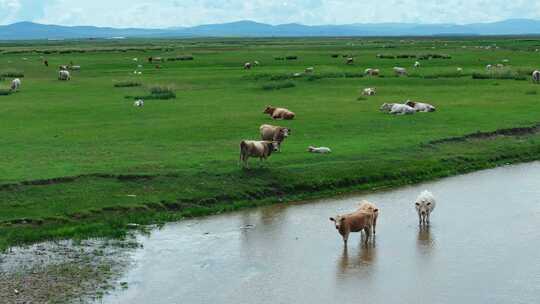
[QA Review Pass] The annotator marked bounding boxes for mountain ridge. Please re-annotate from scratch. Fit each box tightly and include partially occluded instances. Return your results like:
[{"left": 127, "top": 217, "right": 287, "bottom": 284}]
[{"left": 2, "top": 19, "right": 540, "bottom": 40}]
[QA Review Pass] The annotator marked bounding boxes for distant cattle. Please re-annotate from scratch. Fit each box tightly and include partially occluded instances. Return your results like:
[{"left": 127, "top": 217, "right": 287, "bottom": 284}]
[
  {"left": 405, "top": 100, "right": 436, "bottom": 112},
  {"left": 305, "top": 67, "right": 314, "bottom": 73},
  {"left": 134, "top": 99, "right": 144, "bottom": 107},
  {"left": 533, "top": 70, "right": 540, "bottom": 83},
  {"left": 260, "top": 124, "right": 291, "bottom": 152},
  {"left": 362, "top": 87, "right": 377, "bottom": 96},
  {"left": 393, "top": 67, "right": 408, "bottom": 76},
  {"left": 308, "top": 146, "right": 332, "bottom": 154},
  {"left": 263, "top": 106, "right": 295, "bottom": 120},
  {"left": 414, "top": 61, "right": 421, "bottom": 68},
  {"left": 380, "top": 103, "right": 415, "bottom": 115},
  {"left": 364, "top": 68, "right": 380, "bottom": 76},
  {"left": 10, "top": 78, "right": 21, "bottom": 91},
  {"left": 44, "top": 60, "right": 49, "bottom": 67},
  {"left": 244, "top": 62, "right": 252, "bottom": 70},
  {"left": 58, "top": 70, "right": 71, "bottom": 81},
  {"left": 346, "top": 57, "right": 354, "bottom": 65},
  {"left": 239, "top": 140, "right": 278, "bottom": 168}
]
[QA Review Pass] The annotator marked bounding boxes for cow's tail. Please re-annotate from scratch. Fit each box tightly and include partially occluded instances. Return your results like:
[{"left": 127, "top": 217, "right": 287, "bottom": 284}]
[{"left": 239, "top": 141, "right": 247, "bottom": 167}]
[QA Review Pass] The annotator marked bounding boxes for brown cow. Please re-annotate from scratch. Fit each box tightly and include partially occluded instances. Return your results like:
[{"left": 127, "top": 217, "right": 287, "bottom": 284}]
[
  {"left": 330, "top": 210, "right": 373, "bottom": 245},
  {"left": 260, "top": 124, "right": 291, "bottom": 152},
  {"left": 358, "top": 200, "right": 379, "bottom": 235},
  {"left": 239, "top": 140, "right": 278, "bottom": 168},
  {"left": 263, "top": 106, "right": 295, "bottom": 120}
]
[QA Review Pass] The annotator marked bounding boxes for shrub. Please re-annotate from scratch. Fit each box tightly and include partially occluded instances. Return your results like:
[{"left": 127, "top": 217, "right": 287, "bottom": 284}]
[
  {"left": 525, "top": 90, "right": 537, "bottom": 95},
  {"left": 472, "top": 69, "right": 526, "bottom": 81},
  {"left": 262, "top": 81, "right": 296, "bottom": 90},
  {"left": 167, "top": 55, "right": 194, "bottom": 61},
  {"left": 274, "top": 57, "right": 285, "bottom": 61},
  {"left": 285, "top": 56, "right": 298, "bottom": 60},
  {"left": 0, "top": 70, "right": 24, "bottom": 78},
  {"left": 0, "top": 89, "right": 12, "bottom": 96},
  {"left": 126, "top": 85, "right": 176, "bottom": 100},
  {"left": 114, "top": 81, "right": 142, "bottom": 88},
  {"left": 331, "top": 54, "right": 339, "bottom": 58}
]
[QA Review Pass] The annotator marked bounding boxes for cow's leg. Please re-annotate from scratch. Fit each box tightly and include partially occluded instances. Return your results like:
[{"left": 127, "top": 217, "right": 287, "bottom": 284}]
[
  {"left": 372, "top": 218, "right": 377, "bottom": 235},
  {"left": 364, "top": 227, "right": 371, "bottom": 244},
  {"left": 426, "top": 213, "right": 431, "bottom": 225},
  {"left": 342, "top": 232, "right": 349, "bottom": 246}
]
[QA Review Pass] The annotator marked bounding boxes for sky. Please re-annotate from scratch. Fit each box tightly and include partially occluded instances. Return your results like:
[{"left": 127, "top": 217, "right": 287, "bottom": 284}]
[{"left": 1, "top": 0, "right": 540, "bottom": 28}]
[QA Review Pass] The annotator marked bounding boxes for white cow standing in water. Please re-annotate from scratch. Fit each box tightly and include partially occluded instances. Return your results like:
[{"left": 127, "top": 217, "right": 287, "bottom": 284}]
[{"left": 415, "top": 190, "right": 436, "bottom": 225}]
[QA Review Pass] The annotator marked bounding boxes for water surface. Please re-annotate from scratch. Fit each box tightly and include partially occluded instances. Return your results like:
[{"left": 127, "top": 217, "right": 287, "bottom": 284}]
[{"left": 102, "top": 162, "right": 540, "bottom": 304}]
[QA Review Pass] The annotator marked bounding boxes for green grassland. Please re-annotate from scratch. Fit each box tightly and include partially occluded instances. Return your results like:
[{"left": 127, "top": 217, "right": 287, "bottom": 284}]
[{"left": 1, "top": 37, "right": 540, "bottom": 249}]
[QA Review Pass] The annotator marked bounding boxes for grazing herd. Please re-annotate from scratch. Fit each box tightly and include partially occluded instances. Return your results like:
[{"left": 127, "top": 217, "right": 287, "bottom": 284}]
[{"left": 330, "top": 190, "right": 436, "bottom": 245}]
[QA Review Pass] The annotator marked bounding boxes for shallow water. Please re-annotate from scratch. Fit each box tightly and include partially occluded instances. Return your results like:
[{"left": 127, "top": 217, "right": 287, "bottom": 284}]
[{"left": 101, "top": 162, "right": 540, "bottom": 304}]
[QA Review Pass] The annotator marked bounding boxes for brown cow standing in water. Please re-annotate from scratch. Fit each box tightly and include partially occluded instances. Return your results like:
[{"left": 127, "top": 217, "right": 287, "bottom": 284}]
[{"left": 330, "top": 210, "right": 373, "bottom": 245}]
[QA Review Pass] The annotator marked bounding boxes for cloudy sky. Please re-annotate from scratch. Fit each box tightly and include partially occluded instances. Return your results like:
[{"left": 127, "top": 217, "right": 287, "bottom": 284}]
[{"left": 1, "top": 0, "right": 540, "bottom": 28}]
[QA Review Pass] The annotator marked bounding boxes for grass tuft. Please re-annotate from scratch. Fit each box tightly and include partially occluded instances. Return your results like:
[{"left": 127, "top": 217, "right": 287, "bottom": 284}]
[
  {"left": 114, "top": 81, "right": 142, "bottom": 88},
  {"left": 262, "top": 81, "right": 296, "bottom": 90}
]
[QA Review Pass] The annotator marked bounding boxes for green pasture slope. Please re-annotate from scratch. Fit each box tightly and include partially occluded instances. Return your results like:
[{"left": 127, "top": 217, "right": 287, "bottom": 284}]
[{"left": 1, "top": 37, "right": 540, "bottom": 248}]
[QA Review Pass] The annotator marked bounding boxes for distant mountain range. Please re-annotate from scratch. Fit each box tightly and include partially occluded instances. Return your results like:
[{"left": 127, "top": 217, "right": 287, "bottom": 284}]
[{"left": 3, "top": 19, "right": 540, "bottom": 40}]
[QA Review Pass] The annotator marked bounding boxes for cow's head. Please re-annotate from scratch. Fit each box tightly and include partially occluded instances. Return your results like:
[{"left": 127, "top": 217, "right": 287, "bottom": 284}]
[
  {"left": 263, "top": 106, "right": 275, "bottom": 114},
  {"left": 330, "top": 216, "right": 346, "bottom": 230},
  {"left": 280, "top": 128, "right": 290, "bottom": 138},
  {"left": 415, "top": 199, "right": 433, "bottom": 216}
]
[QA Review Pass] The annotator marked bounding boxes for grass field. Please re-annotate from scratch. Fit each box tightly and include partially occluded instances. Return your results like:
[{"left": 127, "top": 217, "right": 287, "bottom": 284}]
[{"left": 1, "top": 37, "right": 540, "bottom": 249}]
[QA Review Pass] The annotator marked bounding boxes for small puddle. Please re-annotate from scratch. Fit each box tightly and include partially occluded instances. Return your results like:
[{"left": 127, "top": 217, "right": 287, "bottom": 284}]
[{"left": 99, "top": 162, "right": 540, "bottom": 304}]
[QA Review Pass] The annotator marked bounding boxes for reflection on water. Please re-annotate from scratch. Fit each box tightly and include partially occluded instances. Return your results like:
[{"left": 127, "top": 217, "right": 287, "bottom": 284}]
[{"left": 101, "top": 162, "right": 540, "bottom": 304}]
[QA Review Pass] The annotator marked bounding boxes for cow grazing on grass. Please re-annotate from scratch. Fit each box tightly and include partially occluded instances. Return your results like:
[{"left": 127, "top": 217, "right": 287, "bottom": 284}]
[
  {"left": 263, "top": 106, "right": 295, "bottom": 120},
  {"left": 393, "top": 67, "right": 408, "bottom": 76},
  {"left": 362, "top": 87, "right": 377, "bottom": 96},
  {"left": 244, "top": 62, "right": 252, "bottom": 70},
  {"left": 415, "top": 190, "right": 436, "bottom": 225},
  {"left": 405, "top": 100, "right": 436, "bottom": 112},
  {"left": 365, "top": 68, "right": 380, "bottom": 76},
  {"left": 239, "top": 140, "right": 278, "bottom": 168},
  {"left": 134, "top": 99, "right": 144, "bottom": 107},
  {"left": 330, "top": 210, "right": 374, "bottom": 245},
  {"left": 532, "top": 70, "right": 540, "bottom": 83},
  {"left": 414, "top": 61, "right": 421, "bottom": 68},
  {"left": 260, "top": 124, "right": 291, "bottom": 152},
  {"left": 58, "top": 70, "right": 71, "bottom": 81},
  {"left": 10, "top": 78, "right": 21, "bottom": 91},
  {"left": 358, "top": 200, "right": 379, "bottom": 235},
  {"left": 346, "top": 57, "right": 354, "bottom": 65}
]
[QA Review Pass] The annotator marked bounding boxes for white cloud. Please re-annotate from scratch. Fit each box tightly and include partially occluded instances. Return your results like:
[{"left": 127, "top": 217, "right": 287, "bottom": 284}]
[{"left": 1, "top": 0, "right": 540, "bottom": 27}]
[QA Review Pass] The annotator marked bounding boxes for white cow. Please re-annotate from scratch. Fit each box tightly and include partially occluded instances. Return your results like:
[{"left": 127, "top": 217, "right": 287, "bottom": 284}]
[
  {"left": 10, "top": 78, "right": 21, "bottom": 91},
  {"left": 414, "top": 61, "right": 421, "bottom": 68},
  {"left": 362, "top": 88, "right": 377, "bottom": 96},
  {"left": 380, "top": 103, "right": 415, "bottom": 115},
  {"left": 134, "top": 99, "right": 144, "bottom": 107},
  {"left": 308, "top": 146, "right": 332, "bottom": 154},
  {"left": 532, "top": 70, "right": 540, "bottom": 83},
  {"left": 415, "top": 190, "right": 436, "bottom": 225},
  {"left": 405, "top": 100, "right": 436, "bottom": 112},
  {"left": 393, "top": 67, "right": 408, "bottom": 76},
  {"left": 58, "top": 70, "right": 71, "bottom": 81}
]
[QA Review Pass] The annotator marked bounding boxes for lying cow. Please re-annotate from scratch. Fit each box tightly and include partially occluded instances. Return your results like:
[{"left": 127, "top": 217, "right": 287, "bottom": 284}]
[
  {"left": 358, "top": 200, "right": 379, "bottom": 235},
  {"left": 263, "top": 106, "right": 295, "bottom": 120},
  {"left": 380, "top": 103, "right": 415, "bottom": 115},
  {"left": 308, "top": 146, "right": 331, "bottom": 154},
  {"left": 330, "top": 210, "right": 373, "bottom": 245},
  {"left": 533, "top": 70, "right": 540, "bottom": 83},
  {"left": 260, "top": 124, "right": 291, "bottom": 152},
  {"left": 362, "top": 87, "right": 376, "bottom": 96},
  {"left": 10, "top": 78, "right": 21, "bottom": 91},
  {"left": 415, "top": 190, "right": 436, "bottom": 225},
  {"left": 239, "top": 140, "right": 278, "bottom": 168},
  {"left": 58, "top": 70, "right": 71, "bottom": 81},
  {"left": 393, "top": 67, "right": 408, "bottom": 76},
  {"left": 405, "top": 100, "right": 436, "bottom": 112}
]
